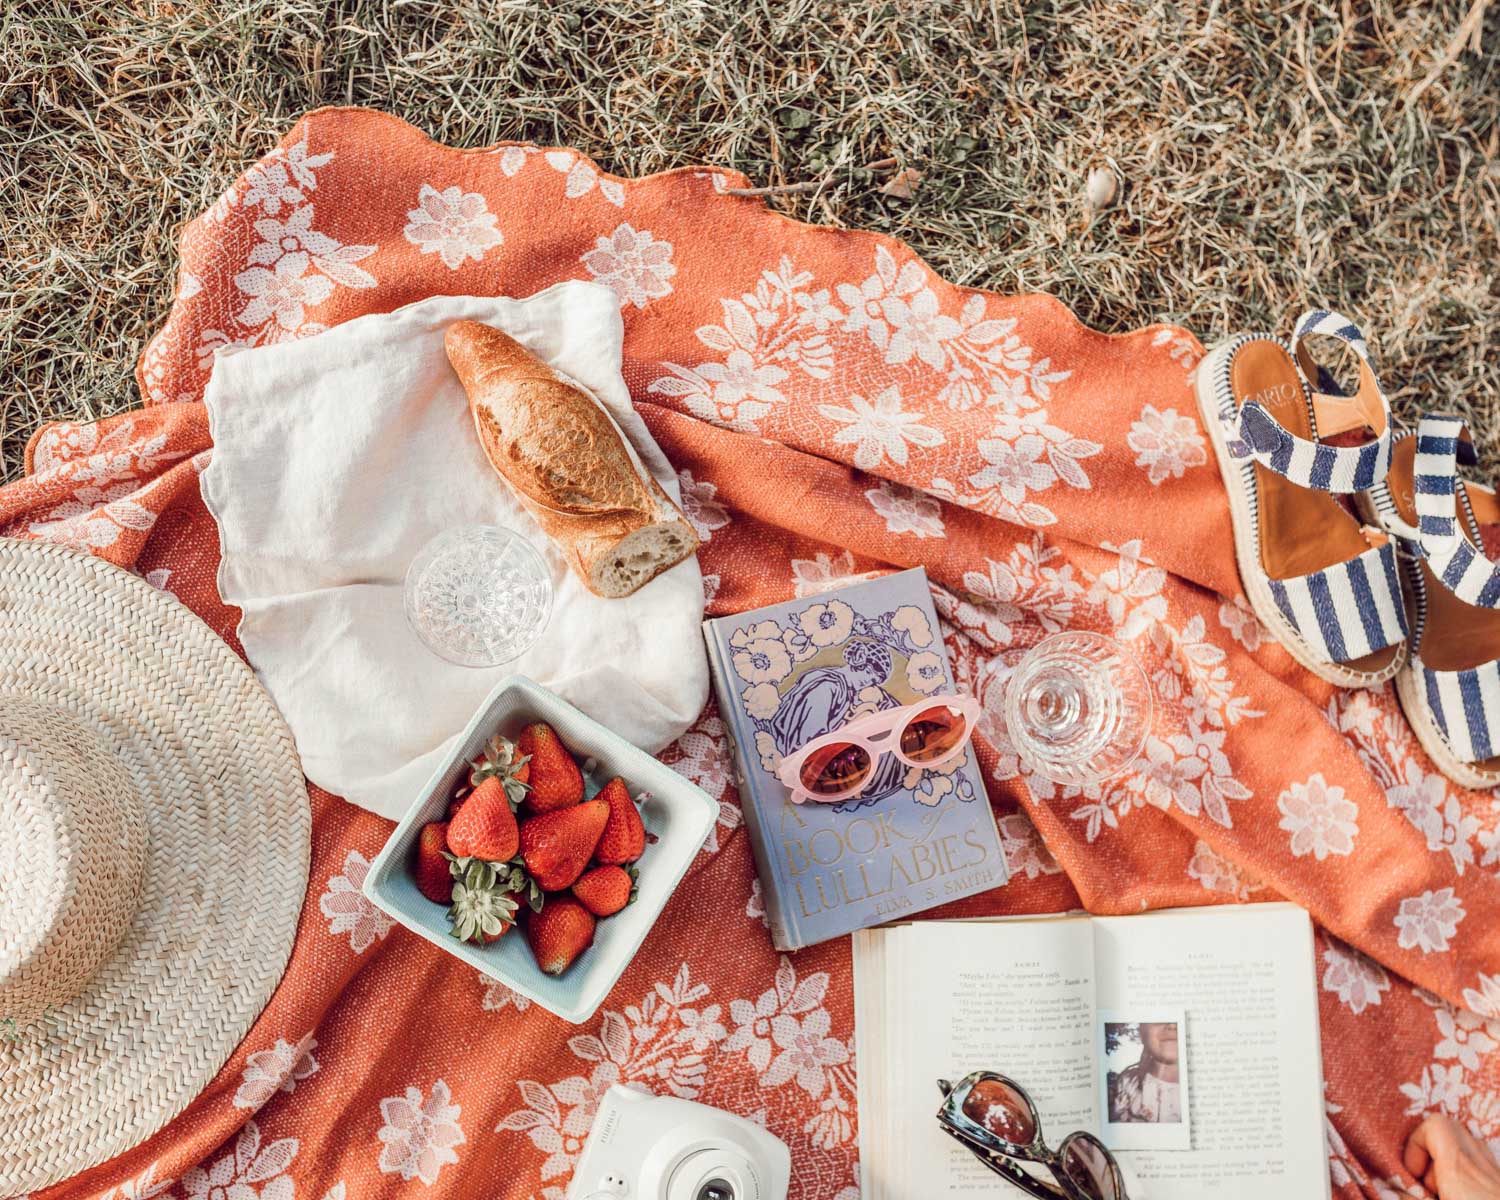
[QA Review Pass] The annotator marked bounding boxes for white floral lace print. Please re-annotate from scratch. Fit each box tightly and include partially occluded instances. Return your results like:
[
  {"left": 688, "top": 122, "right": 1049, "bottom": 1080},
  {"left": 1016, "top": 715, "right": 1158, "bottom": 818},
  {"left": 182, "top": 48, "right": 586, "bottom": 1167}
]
[
  {"left": 1466, "top": 974, "right": 1500, "bottom": 1019},
  {"left": 319, "top": 848, "right": 394, "bottom": 953},
  {"left": 998, "top": 813, "right": 1061, "bottom": 880},
  {"left": 95, "top": 1162, "right": 173, "bottom": 1200},
  {"left": 649, "top": 257, "right": 827, "bottom": 432},
  {"left": 1398, "top": 990, "right": 1500, "bottom": 1163},
  {"left": 1394, "top": 888, "right": 1465, "bottom": 954},
  {"left": 583, "top": 223, "right": 676, "bottom": 308},
  {"left": 545, "top": 150, "right": 625, "bottom": 205},
  {"left": 403, "top": 183, "right": 504, "bottom": 269},
  {"left": 1278, "top": 773, "right": 1359, "bottom": 861},
  {"left": 816, "top": 384, "right": 943, "bottom": 469},
  {"left": 233, "top": 1031, "right": 320, "bottom": 1109},
  {"left": 478, "top": 971, "right": 532, "bottom": 1013},
  {"left": 25, "top": 417, "right": 181, "bottom": 552},
  {"left": 209, "top": 134, "right": 333, "bottom": 222},
  {"left": 1217, "top": 593, "right": 1263, "bottom": 651},
  {"left": 234, "top": 252, "right": 335, "bottom": 331},
  {"left": 377, "top": 1078, "right": 465, "bottom": 1185},
  {"left": 1185, "top": 838, "right": 1260, "bottom": 901},
  {"left": 790, "top": 550, "right": 865, "bottom": 598},
  {"left": 661, "top": 710, "right": 739, "bottom": 852},
  {"left": 1327, "top": 689, "right": 1494, "bottom": 876},
  {"left": 865, "top": 479, "right": 946, "bottom": 538},
  {"left": 497, "top": 960, "right": 853, "bottom": 1188},
  {"left": 247, "top": 205, "right": 377, "bottom": 289},
  {"left": 1127, "top": 404, "right": 1207, "bottom": 485},
  {"left": 1321, "top": 935, "right": 1390, "bottom": 1015},
  {"left": 676, "top": 469, "right": 731, "bottom": 541},
  {"left": 181, "top": 1120, "right": 297, "bottom": 1200}
]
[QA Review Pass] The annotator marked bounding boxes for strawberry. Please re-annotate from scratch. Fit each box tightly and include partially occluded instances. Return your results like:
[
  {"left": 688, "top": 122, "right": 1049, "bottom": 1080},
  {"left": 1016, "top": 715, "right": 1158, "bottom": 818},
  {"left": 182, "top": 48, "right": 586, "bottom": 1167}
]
[
  {"left": 469, "top": 733, "right": 531, "bottom": 797},
  {"left": 594, "top": 778, "right": 646, "bottom": 865},
  {"left": 526, "top": 896, "right": 597, "bottom": 975},
  {"left": 572, "top": 864, "right": 638, "bottom": 917},
  {"left": 446, "top": 777, "right": 519, "bottom": 861},
  {"left": 413, "top": 821, "right": 455, "bottom": 904},
  {"left": 519, "top": 799, "right": 608, "bottom": 891},
  {"left": 518, "top": 722, "right": 583, "bottom": 813},
  {"left": 451, "top": 734, "right": 531, "bottom": 816},
  {"left": 447, "top": 859, "right": 519, "bottom": 944}
]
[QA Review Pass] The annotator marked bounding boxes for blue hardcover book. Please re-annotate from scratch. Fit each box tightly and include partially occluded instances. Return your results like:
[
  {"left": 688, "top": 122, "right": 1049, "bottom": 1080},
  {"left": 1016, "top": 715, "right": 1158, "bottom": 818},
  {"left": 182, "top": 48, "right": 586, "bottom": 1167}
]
[{"left": 702, "top": 567, "right": 1007, "bottom": 951}]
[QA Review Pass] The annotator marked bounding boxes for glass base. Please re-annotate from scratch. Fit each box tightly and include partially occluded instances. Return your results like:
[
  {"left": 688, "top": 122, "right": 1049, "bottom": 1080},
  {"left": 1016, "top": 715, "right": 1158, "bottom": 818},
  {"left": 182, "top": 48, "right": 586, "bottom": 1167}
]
[
  {"left": 403, "top": 525, "right": 553, "bottom": 668},
  {"left": 1002, "top": 631, "right": 1152, "bottom": 788}
]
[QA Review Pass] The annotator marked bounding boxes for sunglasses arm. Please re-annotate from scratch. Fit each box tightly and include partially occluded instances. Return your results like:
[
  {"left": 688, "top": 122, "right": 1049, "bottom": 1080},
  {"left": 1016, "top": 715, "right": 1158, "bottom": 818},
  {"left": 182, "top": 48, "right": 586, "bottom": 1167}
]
[{"left": 937, "top": 1124, "right": 1067, "bottom": 1200}]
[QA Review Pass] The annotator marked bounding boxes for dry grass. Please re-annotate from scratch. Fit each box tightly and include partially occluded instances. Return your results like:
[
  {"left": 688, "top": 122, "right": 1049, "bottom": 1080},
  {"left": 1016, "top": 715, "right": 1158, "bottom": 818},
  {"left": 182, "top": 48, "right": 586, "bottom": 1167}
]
[{"left": 1, "top": 0, "right": 1496, "bottom": 481}]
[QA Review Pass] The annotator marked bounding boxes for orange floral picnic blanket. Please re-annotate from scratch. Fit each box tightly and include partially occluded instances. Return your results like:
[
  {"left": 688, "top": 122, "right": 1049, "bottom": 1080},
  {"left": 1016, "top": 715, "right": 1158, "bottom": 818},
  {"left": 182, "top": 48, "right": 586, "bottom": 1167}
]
[{"left": 6, "top": 107, "right": 1497, "bottom": 1199}]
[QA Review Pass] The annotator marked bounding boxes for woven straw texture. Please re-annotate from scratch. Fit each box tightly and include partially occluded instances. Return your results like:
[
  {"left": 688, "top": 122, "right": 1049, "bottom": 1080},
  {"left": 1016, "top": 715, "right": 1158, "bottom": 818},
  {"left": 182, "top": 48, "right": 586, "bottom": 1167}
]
[
  {"left": 0, "top": 698, "right": 148, "bottom": 1021},
  {"left": 0, "top": 537, "right": 310, "bottom": 1195}
]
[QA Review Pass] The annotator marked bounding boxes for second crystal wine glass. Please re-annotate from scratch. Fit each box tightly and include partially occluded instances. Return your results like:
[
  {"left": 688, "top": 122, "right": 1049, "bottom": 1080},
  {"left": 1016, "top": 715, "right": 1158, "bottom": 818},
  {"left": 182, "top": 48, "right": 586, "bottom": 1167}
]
[{"left": 1001, "top": 631, "right": 1152, "bottom": 788}]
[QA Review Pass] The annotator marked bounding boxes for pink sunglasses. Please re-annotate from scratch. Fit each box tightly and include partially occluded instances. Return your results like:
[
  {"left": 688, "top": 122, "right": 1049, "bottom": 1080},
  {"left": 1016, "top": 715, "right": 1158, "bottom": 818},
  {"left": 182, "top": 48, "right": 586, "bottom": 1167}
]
[{"left": 776, "top": 694, "right": 981, "bottom": 804}]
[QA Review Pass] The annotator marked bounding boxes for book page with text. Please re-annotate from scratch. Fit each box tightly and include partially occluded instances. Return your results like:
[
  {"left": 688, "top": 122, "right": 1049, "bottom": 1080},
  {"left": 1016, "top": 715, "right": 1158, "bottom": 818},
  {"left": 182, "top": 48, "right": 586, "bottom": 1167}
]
[
  {"left": 1091, "top": 904, "right": 1328, "bottom": 1200},
  {"left": 885, "top": 917, "right": 1100, "bottom": 1197}
]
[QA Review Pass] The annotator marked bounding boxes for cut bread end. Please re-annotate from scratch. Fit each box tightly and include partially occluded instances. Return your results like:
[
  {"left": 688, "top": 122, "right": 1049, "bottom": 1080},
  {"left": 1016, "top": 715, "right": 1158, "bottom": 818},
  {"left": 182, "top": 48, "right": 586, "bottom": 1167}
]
[{"left": 587, "top": 519, "right": 700, "bottom": 598}]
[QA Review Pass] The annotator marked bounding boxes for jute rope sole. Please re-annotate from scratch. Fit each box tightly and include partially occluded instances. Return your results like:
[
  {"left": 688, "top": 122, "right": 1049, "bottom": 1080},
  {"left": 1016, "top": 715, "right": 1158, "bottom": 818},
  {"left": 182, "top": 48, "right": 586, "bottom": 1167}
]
[{"left": 0, "top": 537, "right": 310, "bottom": 1195}]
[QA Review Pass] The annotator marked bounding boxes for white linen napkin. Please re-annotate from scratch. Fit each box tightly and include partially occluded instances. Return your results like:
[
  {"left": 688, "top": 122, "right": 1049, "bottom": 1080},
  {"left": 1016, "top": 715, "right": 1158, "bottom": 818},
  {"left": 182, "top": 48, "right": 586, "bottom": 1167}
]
[{"left": 200, "top": 283, "right": 707, "bottom": 820}]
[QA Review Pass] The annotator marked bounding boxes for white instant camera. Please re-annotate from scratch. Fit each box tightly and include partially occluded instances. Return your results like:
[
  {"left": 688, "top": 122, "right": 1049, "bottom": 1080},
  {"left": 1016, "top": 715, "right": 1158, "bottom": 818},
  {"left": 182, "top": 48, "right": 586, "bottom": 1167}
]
[{"left": 567, "top": 1086, "right": 792, "bottom": 1200}]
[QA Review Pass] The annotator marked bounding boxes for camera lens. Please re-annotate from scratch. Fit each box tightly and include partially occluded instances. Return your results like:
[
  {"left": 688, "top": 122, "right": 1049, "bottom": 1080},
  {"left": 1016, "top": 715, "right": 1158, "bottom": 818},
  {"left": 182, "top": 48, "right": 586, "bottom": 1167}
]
[{"left": 696, "top": 1182, "right": 734, "bottom": 1200}]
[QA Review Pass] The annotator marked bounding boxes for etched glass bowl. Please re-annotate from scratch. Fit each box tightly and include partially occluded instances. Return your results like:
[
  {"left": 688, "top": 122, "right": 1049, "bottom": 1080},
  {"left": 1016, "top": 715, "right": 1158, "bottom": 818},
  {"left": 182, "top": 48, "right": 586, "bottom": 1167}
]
[{"left": 403, "top": 526, "right": 553, "bottom": 668}]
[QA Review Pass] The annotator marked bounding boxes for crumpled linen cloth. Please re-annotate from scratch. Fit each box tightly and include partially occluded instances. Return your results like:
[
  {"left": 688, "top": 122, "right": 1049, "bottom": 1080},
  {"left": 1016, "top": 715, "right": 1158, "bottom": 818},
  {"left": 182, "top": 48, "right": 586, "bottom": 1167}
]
[
  {"left": 199, "top": 284, "right": 706, "bottom": 819},
  {"left": 4, "top": 107, "right": 1498, "bottom": 1200}
]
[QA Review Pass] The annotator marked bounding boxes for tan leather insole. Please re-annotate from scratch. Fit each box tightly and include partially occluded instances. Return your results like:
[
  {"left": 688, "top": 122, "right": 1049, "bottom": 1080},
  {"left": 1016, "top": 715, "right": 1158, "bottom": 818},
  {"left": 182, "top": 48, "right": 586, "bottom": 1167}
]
[
  {"left": 1231, "top": 340, "right": 1399, "bottom": 673},
  {"left": 1387, "top": 437, "right": 1500, "bottom": 771}
]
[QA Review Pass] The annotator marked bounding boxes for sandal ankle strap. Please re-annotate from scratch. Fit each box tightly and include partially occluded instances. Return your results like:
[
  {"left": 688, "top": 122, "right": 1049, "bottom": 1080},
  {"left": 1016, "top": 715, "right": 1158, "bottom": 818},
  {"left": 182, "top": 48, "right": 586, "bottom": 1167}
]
[
  {"left": 1229, "top": 309, "right": 1392, "bottom": 494},
  {"left": 1411, "top": 414, "right": 1500, "bottom": 609}
]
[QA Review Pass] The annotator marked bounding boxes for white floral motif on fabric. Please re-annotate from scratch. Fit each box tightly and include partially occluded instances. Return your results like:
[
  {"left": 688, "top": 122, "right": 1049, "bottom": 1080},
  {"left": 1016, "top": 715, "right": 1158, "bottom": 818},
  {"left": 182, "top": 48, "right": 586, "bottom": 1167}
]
[
  {"left": 319, "top": 849, "right": 395, "bottom": 953},
  {"left": 865, "top": 479, "right": 946, "bottom": 538},
  {"left": 180, "top": 1121, "right": 297, "bottom": 1200},
  {"left": 234, "top": 1032, "right": 320, "bottom": 1109},
  {"left": 1278, "top": 774, "right": 1360, "bottom": 861},
  {"left": 497, "top": 960, "right": 853, "bottom": 1188},
  {"left": 403, "top": 183, "right": 504, "bottom": 270},
  {"left": 583, "top": 223, "right": 677, "bottom": 308},
  {"left": 377, "top": 1079, "right": 465, "bottom": 1185},
  {"left": 1127, "top": 404, "right": 1207, "bottom": 485},
  {"left": 1394, "top": 888, "right": 1465, "bottom": 954},
  {"left": 1321, "top": 935, "right": 1391, "bottom": 1015},
  {"left": 676, "top": 469, "right": 731, "bottom": 541},
  {"left": 1328, "top": 690, "right": 1494, "bottom": 877}
]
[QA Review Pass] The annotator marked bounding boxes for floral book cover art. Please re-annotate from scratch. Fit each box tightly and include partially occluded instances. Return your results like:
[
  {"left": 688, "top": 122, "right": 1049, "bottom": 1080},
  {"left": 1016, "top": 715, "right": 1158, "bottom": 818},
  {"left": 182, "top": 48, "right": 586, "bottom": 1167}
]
[{"left": 703, "top": 567, "right": 1007, "bottom": 950}]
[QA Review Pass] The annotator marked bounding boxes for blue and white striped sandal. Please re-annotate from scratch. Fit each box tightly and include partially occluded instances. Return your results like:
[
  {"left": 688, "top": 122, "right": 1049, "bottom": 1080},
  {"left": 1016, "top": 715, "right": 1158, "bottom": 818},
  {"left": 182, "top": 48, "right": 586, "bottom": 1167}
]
[
  {"left": 1195, "top": 310, "right": 1408, "bottom": 687},
  {"left": 1370, "top": 416, "right": 1500, "bottom": 788}
]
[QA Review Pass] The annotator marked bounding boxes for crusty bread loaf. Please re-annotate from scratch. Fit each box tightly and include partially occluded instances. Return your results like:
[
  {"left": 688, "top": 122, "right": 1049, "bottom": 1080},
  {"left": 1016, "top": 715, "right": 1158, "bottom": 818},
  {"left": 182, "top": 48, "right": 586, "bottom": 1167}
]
[{"left": 444, "top": 320, "right": 699, "bottom": 598}]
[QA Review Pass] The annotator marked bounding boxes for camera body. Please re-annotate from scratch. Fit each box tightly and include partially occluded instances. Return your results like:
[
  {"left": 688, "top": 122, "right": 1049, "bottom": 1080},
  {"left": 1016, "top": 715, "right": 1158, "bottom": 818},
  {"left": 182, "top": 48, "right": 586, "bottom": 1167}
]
[{"left": 567, "top": 1086, "right": 791, "bottom": 1200}]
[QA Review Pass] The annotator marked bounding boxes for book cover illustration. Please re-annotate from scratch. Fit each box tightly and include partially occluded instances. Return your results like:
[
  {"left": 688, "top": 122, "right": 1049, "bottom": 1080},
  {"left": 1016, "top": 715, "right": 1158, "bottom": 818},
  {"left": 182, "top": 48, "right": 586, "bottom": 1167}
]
[{"left": 704, "top": 568, "right": 1007, "bottom": 950}]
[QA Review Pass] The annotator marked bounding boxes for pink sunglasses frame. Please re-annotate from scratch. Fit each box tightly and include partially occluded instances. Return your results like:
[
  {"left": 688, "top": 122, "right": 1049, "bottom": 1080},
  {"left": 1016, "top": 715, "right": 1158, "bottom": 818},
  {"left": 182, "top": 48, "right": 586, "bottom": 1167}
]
[{"left": 775, "top": 693, "right": 982, "bottom": 805}]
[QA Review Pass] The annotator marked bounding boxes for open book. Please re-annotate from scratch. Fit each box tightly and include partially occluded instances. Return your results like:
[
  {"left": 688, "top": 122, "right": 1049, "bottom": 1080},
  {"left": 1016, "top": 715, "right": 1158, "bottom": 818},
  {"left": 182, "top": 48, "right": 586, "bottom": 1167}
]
[{"left": 853, "top": 904, "right": 1329, "bottom": 1199}]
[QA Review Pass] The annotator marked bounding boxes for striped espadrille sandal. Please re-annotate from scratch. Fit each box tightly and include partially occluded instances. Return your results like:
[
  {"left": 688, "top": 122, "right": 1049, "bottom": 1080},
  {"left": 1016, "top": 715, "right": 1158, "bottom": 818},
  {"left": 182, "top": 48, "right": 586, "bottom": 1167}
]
[
  {"left": 1195, "top": 310, "right": 1408, "bottom": 687},
  {"left": 1368, "top": 416, "right": 1500, "bottom": 789}
]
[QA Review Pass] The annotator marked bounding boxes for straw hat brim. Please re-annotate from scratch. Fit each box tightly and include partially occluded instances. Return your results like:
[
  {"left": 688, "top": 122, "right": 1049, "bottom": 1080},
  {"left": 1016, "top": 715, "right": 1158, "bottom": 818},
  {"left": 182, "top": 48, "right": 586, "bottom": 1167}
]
[{"left": 0, "top": 538, "right": 311, "bottom": 1195}]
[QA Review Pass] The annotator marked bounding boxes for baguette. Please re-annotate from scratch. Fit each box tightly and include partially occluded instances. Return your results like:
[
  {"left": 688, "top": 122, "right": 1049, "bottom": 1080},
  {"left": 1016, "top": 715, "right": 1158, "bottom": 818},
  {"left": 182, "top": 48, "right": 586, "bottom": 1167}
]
[{"left": 444, "top": 320, "right": 699, "bottom": 598}]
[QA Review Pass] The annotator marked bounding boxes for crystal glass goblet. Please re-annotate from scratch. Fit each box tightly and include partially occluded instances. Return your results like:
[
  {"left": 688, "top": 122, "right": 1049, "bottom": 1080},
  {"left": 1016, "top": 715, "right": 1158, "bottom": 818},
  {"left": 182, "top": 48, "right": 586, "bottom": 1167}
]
[
  {"left": 1002, "top": 631, "right": 1152, "bottom": 788},
  {"left": 403, "top": 525, "right": 553, "bottom": 668}
]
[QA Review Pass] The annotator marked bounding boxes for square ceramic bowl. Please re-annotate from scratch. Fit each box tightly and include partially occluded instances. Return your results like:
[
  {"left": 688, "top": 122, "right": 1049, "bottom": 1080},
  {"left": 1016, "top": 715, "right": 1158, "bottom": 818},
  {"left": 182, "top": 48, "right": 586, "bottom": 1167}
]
[{"left": 363, "top": 675, "right": 716, "bottom": 1023}]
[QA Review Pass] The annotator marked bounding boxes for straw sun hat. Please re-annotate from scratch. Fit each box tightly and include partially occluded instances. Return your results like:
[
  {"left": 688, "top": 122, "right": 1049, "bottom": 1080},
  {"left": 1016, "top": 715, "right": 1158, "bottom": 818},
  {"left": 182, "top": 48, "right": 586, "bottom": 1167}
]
[{"left": 0, "top": 538, "right": 311, "bottom": 1195}]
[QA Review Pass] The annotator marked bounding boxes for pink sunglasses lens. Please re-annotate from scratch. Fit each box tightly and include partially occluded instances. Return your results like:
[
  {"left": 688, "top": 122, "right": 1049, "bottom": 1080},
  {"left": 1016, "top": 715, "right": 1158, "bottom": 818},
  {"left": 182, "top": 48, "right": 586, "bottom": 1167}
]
[
  {"left": 798, "top": 741, "right": 873, "bottom": 798},
  {"left": 899, "top": 704, "right": 969, "bottom": 763}
]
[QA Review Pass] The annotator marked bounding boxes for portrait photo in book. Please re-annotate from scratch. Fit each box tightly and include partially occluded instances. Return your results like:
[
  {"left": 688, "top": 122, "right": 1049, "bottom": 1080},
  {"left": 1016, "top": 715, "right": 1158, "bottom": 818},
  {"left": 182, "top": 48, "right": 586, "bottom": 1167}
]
[{"left": 1099, "top": 1011, "right": 1192, "bottom": 1151}]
